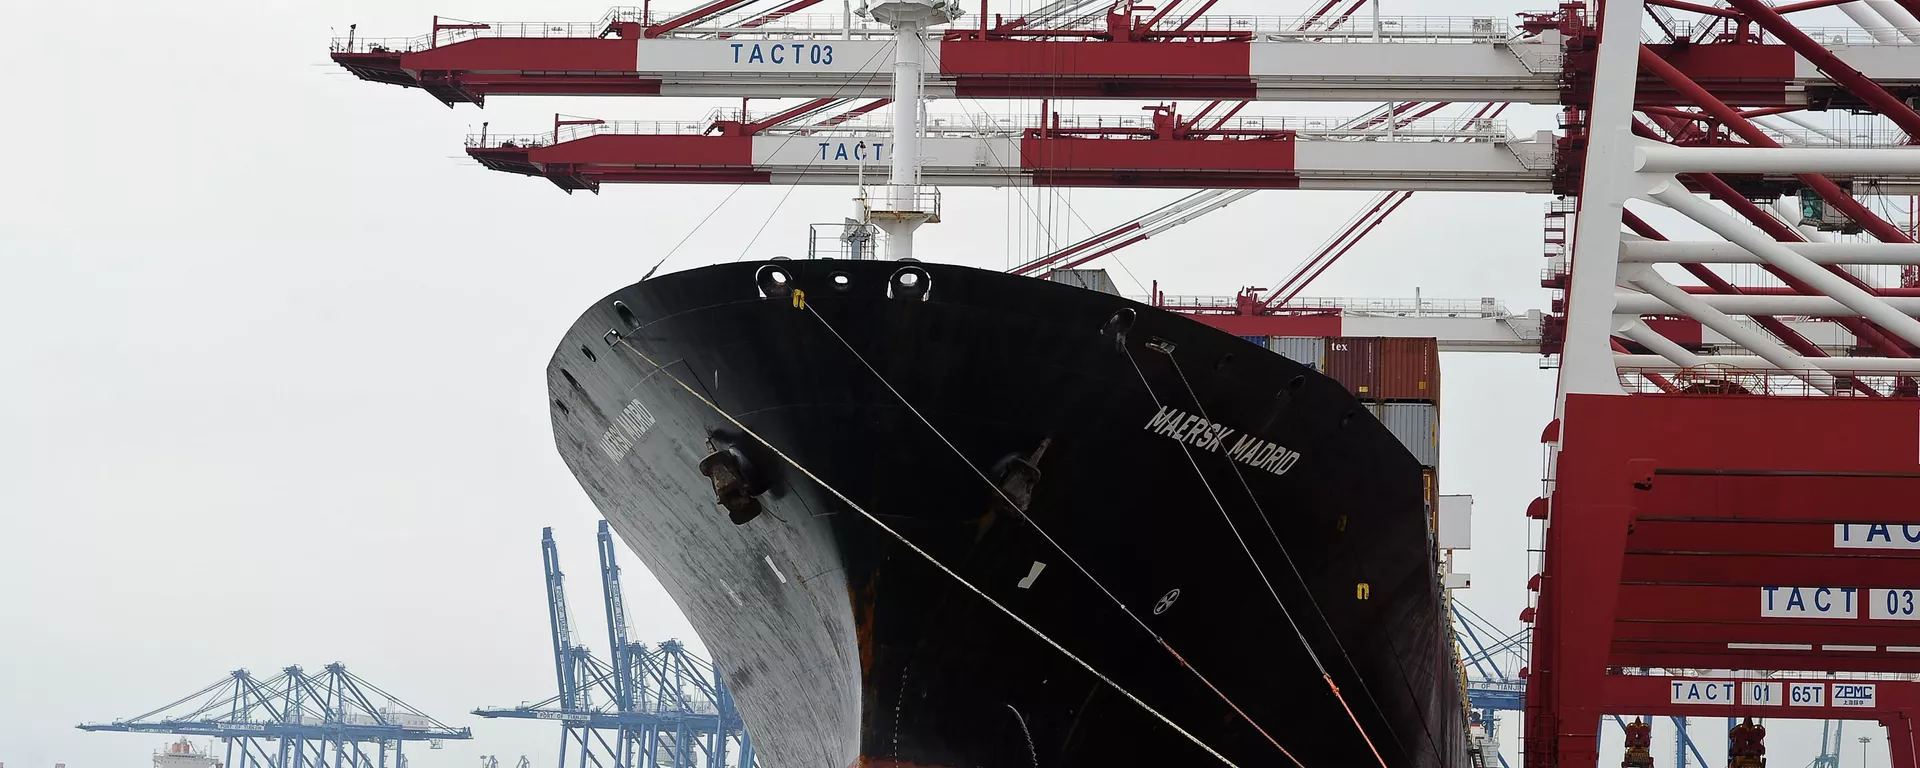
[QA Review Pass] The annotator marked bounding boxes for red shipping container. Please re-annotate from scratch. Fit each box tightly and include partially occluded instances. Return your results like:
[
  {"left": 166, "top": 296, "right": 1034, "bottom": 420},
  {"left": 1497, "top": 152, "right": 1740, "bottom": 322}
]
[
  {"left": 1378, "top": 337, "right": 1439, "bottom": 403},
  {"left": 1322, "top": 337, "right": 1382, "bottom": 400},
  {"left": 1322, "top": 337, "right": 1439, "bottom": 403}
]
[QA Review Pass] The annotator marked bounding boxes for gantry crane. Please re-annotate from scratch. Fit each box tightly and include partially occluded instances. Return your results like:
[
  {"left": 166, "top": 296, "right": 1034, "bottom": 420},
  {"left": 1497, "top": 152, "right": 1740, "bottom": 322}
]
[
  {"left": 78, "top": 664, "right": 471, "bottom": 768},
  {"left": 474, "top": 525, "right": 753, "bottom": 768}
]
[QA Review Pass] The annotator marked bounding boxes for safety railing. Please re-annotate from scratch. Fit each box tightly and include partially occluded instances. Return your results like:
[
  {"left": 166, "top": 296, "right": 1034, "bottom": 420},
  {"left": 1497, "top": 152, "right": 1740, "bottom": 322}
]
[
  {"left": 469, "top": 113, "right": 1519, "bottom": 145},
  {"left": 1613, "top": 667, "right": 1920, "bottom": 682},
  {"left": 1755, "top": 124, "right": 1917, "bottom": 147},
  {"left": 331, "top": 8, "right": 649, "bottom": 53},
  {"left": 1617, "top": 366, "right": 1920, "bottom": 397},
  {"left": 333, "top": 10, "right": 1532, "bottom": 51},
  {"left": 1150, "top": 294, "right": 1515, "bottom": 316},
  {"left": 808, "top": 222, "right": 884, "bottom": 259}
]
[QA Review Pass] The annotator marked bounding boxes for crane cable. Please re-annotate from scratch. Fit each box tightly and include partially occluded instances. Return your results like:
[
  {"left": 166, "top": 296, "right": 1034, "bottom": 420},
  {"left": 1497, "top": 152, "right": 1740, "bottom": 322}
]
[
  {"left": 799, "top": 303, "right": 1307, "bottom": 768},
  {"left": 1121, "top": 343, "right": 1393, "bottom": 768},
  {"left": 606, "top": 332, "right": 1248, "bottom": 768}
]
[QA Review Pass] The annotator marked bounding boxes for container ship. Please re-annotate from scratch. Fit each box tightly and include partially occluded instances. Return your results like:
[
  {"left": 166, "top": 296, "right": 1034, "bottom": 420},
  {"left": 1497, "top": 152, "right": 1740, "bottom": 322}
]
[
  {"left": 547, "top": 259, "right": 1467, "bottom": 766},
  {"left": 542, "top": 3, "right": 1470, "bottom": 765}
]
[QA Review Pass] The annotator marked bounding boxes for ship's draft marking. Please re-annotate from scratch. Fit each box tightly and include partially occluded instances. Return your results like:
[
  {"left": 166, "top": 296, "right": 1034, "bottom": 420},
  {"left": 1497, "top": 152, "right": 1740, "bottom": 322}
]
[
  {"left": 764, "top": 555, "right": 788, "bottom": 584},
  {"left": 1017, "top": 561, "right": 1047, "bottom": 589},
  {"left": 1143, "top": 405, "right": 1301, "bottom": 476},
  {"left": 1154, "top": 589, "right": 1181, "bottom": 615}
]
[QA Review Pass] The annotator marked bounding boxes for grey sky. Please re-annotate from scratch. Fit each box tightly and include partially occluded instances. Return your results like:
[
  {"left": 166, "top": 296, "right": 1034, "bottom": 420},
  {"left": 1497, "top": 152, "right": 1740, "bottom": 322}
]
[{"left": 0, "top": 1, "right": 1888, "bottom": 767}]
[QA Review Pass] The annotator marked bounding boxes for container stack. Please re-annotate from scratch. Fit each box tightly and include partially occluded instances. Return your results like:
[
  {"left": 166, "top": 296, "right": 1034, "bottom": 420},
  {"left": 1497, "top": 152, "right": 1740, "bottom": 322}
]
[{"left": 1266, "top": 335, "right": 1441, "bottom": 470}]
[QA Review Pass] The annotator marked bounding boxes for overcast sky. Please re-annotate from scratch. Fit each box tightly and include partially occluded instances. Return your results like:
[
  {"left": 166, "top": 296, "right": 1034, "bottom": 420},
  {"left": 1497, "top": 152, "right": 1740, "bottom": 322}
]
[{"left": 0, "top": 1, "right": 1895, "bottom": 768}]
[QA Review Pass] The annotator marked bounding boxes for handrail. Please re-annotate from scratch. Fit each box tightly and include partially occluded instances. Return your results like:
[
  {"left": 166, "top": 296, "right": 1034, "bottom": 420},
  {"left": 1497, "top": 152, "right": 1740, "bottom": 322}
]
[
  {"left": 464, "top": 113, "right": 1521, "bottom": 146},
  {"left": 330, "top": 8, "right": 1536, "bottom": 50}
]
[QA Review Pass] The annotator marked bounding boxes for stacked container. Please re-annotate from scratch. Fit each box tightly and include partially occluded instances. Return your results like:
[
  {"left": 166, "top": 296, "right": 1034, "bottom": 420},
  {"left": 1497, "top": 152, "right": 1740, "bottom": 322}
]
[{"left": 1266, "top": 335, "right": 1441, "bottom": 470}]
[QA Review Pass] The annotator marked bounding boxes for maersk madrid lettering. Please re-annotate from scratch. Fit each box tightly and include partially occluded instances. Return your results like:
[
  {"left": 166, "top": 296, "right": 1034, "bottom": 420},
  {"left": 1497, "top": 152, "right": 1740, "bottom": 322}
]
[
  {"left": 1143, "top": 405, "right": 1301, "bottom": 476},
  {"left": 729, "top": 43, "right": 835, "bottom": 65}
]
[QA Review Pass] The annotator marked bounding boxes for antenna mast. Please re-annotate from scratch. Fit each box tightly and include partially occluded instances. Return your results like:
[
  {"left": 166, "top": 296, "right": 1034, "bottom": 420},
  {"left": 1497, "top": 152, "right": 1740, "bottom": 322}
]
[{"left": 858, "top": 0, "right": 958, "bottom": 260}]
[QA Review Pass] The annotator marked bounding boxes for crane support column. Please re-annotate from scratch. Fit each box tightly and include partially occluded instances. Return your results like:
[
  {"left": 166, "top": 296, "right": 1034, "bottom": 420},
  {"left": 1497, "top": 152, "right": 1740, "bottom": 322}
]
[{"left": 861, "top": 1, "right": 956, "bottom": 261}]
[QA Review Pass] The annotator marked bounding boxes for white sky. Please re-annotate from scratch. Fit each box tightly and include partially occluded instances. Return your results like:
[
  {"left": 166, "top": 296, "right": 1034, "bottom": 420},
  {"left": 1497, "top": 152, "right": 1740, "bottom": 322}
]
[{"left": 0, "top": 1, "right": 1894, "bottom": 768}]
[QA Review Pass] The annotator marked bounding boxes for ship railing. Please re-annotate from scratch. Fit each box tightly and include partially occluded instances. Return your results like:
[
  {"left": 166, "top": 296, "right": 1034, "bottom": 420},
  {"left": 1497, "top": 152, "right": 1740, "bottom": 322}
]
[
  {"left": 1617, "top": 366, "right": 1920, "bottom": 398},
  {"left": 807, "top": 222, "right": 885, "bottom": 259}
]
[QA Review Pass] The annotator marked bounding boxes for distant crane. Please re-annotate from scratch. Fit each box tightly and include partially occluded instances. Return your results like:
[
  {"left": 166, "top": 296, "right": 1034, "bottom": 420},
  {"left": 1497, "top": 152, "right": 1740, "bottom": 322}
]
[
  {"left": 1454, "top": 601, "right": 1528, "bottom": 768},
  {"left": 1810, "top": 720, "right": 1847, "bottom": 768},
  {"left": 78, "top": 663, "right": 470, "bottom": 768},
  {"left": 474, "top": 524, "right": 754, "bottom": 768}
]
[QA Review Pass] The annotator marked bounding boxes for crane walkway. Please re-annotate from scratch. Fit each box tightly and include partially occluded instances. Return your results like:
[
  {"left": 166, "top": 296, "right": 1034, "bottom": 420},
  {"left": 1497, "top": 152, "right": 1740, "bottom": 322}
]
[{"left": 331, "top": 9, "right": 1920, "bottom": 106}]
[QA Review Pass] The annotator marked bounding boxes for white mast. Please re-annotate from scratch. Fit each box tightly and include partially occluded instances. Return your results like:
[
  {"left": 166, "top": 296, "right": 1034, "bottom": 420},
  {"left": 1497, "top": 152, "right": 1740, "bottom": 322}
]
[{"left": 857, "top": 0, "right": 957, "bottom": 260}]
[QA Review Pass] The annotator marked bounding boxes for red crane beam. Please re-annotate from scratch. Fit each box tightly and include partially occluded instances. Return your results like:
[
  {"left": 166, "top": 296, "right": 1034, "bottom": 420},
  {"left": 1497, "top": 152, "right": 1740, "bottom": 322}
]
[
  {"left": 1629, "top": 519, "right": 1920, "bottom": 554},
  {"left": 1615, "top": 584, "right": 1910, "bottom": 622},
  {"left": 1613, "top": 620, "right": 1920, "bottom": 648},
  {"left": 1622, "top": 552, "right": 1920, "bottom": 587},
  {"left": 737, "top": 0, "right": 829, "bottom": 28},
  {"left": 646, "top": 0, "right": 761, "bottom": 37},
  {"left": 1610, "top": 650, "right": 1920, "bottom": 674},
  {"left": 1720, "top": 0, "right": 1920, "bottom": 141},
  {"left": 1529, "top": 395, "right": 1920, "bottom": 768},
  {"left": 1602, "top": 673, "right": 1920, "bottom": 715}
]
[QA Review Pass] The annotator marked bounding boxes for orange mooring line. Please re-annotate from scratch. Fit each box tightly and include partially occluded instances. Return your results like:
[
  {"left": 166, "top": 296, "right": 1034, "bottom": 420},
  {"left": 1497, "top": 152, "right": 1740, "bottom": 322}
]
[
  {"left": 1326, "top": 674, "right": 1391, "bottom": 768},
  {"left": 1160, "top": 639, "right": 1308, "bottom": 768}
]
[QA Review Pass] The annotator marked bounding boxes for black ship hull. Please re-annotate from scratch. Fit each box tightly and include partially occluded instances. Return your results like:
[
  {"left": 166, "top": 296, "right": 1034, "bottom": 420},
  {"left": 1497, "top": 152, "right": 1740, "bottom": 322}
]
[{"left": 547, "top": 259, "right": 1468, "bottom": 768}]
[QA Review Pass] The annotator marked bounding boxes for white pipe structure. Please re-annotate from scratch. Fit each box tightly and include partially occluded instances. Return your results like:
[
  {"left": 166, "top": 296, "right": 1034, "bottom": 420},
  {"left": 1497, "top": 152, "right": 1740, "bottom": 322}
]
[
  {"left": 1623, "top": 269, "right": 1835, "bottom": 392},
  {"left": 1615, "top": 353, "right": 1920, "bottom": 374},
  {"left": 1647, "top": 178, "right": 1920, "bottom": 346},
  {"left": 1619, "top": 318, "right": 1709, "bottom": 368},
  {"left": 1615, "top": 292, "right": 1920, "bottom": 316},
  {"left": 1636, "top": 142, "right": 1920, "bottom": 174},
  {"left": 1840, "top": 1, "right": 1906, "bottom": 43},
  {"left": 1864, "top": 0, "right": 1920, "bottom": 42},
  {"left": 1766, "top": 196, "right": 1883, "bottom": 285},
  {"left": 1556, "top": 0, "right": 1643, "bottom": 404},
  {"left": 863, "top": 0, "right": 954, "bottom": 261},
  {"left": 1619, "top": 240, "right": 1920, "bottom": 264}
]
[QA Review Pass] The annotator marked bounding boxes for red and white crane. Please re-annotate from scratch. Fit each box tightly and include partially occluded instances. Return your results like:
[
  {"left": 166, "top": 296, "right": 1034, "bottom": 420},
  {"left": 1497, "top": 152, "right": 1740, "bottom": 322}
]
[{"left": 334, "top": 4, "right": 1920, "bottom": 768}]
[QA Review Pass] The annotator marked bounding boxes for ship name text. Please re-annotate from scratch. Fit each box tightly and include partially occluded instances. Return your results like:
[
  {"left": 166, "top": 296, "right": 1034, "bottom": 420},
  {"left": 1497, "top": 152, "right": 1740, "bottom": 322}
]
[
  {"left": 599, "top": 398, "right": 658, "bottom": 461},
  {"left": 1143, "top": 405, "right": 1301, "bottom": 476}
]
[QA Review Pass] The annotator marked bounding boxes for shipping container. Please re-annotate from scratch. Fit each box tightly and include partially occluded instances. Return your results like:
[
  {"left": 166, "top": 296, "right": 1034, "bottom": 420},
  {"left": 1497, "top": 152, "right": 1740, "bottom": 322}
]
[
  {"left": 1322, "top": 336, "right": 1439, "bottom": 402},
  {"left": 1047, "top": 268, "right": 1120, "bottom": 295},
  {"left": 1238, "top": 335, "right": 1267, "bottom": 347},
  {"left": 1266, "top": 336, "right": 1325, "bottom": 371},
  {"left": 1324, "top": 337, "right": 1382, "bottom": 399},
  {"left": 1368, "top": 402, "right": 1438, "bottom": 468},
  {"left": 1378, "top": 337, "right": 1440, "bottom": 402}
]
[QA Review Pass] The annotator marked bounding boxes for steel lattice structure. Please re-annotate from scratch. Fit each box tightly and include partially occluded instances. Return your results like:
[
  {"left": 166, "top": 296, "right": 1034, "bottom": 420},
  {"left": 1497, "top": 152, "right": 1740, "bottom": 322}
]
[
  {"left": 473, "top": 524, "right": 753, "bottom": 768},
  {"left": 78, "top": 664, "right": 471, "bottom": 768}
]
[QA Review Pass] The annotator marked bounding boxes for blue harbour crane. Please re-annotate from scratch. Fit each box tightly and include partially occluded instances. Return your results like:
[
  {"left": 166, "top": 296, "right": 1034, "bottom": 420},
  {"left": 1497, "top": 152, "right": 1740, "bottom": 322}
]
[
  {"left": 475, "top": 523, "right": 754, "bottom": 768},
  {"left": 78, "top": 663, "right": 470, "bottom": 768}
]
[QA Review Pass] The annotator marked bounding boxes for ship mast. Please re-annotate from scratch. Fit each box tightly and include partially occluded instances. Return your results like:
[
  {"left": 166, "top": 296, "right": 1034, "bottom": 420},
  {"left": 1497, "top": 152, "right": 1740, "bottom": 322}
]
[{"left": 858, "top": 0, "right": 957, "bottom": 260}]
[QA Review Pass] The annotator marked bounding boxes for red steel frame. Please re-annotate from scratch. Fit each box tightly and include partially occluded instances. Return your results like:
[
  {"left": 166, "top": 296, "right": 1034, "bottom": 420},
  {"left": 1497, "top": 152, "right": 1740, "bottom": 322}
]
[
  {"left": 1531, "top": 2, "right": 1920, "bottom": 768},
  {"left": 1528, "top": 396, "right": 1920, "bottom": 768}
]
